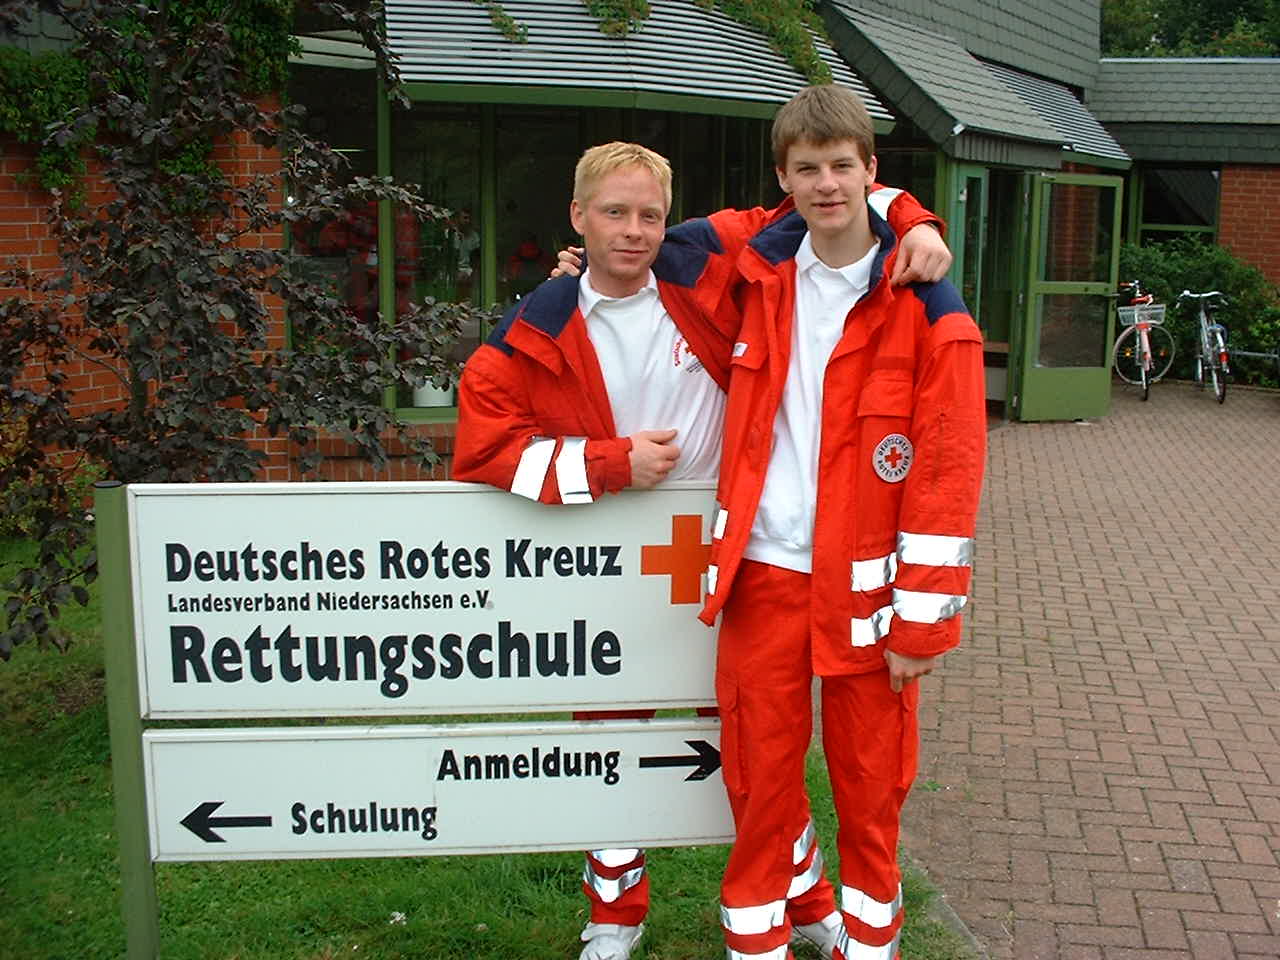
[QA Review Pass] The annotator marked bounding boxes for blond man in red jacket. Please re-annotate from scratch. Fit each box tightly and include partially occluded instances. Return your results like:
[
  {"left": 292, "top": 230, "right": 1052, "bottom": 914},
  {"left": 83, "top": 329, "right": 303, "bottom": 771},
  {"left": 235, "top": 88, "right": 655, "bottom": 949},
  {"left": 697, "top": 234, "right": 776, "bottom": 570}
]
[{"left": 454, "top": 139, "right": 953, "bottom": 960}]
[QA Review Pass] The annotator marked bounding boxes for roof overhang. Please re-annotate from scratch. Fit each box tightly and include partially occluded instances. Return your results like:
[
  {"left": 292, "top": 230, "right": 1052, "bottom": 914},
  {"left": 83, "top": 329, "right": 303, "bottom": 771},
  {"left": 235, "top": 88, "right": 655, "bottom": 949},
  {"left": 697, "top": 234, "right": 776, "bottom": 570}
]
[
  {"left": 821, "top": 1, "right": 1065, "bottom": 168},
  {"left": 381, "top": 0, "right": 894, "bottom": 131},
  {"left": 983, "top": 61, "right": 1130, "bottom": 170}
]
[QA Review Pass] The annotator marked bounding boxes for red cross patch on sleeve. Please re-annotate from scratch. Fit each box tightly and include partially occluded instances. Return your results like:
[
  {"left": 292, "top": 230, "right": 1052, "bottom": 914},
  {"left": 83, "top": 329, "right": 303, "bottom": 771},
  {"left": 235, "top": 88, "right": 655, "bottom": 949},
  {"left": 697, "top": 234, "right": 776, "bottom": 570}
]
[{"left": 872, "top": 434, "right": 913, "bottom": 483}]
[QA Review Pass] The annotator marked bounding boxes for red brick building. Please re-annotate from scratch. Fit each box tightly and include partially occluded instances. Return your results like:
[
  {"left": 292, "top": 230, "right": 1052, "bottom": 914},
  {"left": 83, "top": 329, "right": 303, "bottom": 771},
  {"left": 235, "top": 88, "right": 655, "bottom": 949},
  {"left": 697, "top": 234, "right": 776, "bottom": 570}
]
[{"left": 1089, "top": 58, "right": 1280, "bottom": 287}]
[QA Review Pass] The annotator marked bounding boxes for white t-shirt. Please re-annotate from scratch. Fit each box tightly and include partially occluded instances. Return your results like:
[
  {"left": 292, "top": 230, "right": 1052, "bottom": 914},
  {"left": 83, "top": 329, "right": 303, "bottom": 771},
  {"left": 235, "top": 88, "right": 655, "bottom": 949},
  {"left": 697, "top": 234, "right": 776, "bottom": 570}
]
[
  {"left": 580, "top": 269, "right": 725, "bottom": 482},
  {"left": 744, "top": 234, "right": 880, "bottom": 573}
]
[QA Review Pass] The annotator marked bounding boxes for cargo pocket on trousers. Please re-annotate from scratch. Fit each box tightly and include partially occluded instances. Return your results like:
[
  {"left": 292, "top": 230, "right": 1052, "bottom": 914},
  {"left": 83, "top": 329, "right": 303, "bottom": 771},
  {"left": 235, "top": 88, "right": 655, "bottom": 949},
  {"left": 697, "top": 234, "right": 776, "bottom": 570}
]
[
  {"left": 715, "top": 673, "right": 746, "bottom": 798},
  {"left": 899, "top": 680, "right": 921, "bottom": 791}
]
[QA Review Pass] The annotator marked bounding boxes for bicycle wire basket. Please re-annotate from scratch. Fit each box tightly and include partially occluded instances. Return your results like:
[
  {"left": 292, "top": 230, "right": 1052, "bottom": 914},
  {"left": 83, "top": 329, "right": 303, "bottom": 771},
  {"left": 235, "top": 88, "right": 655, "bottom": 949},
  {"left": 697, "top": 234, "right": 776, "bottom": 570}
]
[{"left": 1117, "top": 303, "right": 1166, "bottom": 325}]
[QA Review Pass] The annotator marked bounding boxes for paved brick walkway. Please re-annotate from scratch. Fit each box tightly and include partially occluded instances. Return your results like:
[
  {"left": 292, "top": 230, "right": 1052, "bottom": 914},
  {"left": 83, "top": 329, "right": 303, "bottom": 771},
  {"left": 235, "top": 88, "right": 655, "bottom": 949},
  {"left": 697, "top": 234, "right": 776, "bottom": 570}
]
[{"left": 901, "top": 381, "right": 1280, "bottom": 959}]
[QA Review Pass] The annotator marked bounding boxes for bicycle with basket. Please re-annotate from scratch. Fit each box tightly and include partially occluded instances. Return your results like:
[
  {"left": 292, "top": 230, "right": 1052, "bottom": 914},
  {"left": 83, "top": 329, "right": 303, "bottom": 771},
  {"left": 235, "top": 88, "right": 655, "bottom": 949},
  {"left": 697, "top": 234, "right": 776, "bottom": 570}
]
[{"left": 1112, "top": 280, "right": 1175, "bottom": 401}]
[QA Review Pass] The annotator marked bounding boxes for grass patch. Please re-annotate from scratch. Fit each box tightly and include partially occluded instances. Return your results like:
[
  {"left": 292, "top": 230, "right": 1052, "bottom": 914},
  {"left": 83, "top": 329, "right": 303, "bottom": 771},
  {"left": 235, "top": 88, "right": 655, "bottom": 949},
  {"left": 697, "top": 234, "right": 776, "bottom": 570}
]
[{"left": 1, "top": 535, "right": 978, "bottom": 958}]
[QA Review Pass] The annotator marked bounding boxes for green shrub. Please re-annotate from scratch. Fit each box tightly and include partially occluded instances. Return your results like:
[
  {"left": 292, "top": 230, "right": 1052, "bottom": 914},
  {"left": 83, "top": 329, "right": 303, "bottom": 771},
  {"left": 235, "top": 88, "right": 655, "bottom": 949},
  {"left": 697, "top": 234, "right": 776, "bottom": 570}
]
[{"left": 1119, "top": 237, "right": 1280, "bottom": 386}]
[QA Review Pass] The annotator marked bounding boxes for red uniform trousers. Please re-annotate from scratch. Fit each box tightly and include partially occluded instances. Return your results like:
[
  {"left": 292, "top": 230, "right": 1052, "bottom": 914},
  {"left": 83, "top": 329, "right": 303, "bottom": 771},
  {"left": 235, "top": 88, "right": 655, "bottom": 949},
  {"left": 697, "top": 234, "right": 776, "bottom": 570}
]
[
  {"left": 575, "top": 702, "right": 837, "bottom": 929},
  {"left": 716, "top": 562, "right": 919, "bottom": 960}
]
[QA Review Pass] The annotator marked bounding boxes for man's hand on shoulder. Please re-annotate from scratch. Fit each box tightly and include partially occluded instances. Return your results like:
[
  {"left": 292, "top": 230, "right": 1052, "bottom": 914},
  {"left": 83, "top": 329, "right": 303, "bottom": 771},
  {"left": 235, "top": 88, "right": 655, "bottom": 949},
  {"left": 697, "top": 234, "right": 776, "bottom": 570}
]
[
  {"left": 890, "top": 224, "right": 952, "bottom": 286},
  {"left": 627, "top": 429, "right": 680, "bottom": 488},
  {"left": 551, "top": 245, "right": 584, "bottom": 278}
]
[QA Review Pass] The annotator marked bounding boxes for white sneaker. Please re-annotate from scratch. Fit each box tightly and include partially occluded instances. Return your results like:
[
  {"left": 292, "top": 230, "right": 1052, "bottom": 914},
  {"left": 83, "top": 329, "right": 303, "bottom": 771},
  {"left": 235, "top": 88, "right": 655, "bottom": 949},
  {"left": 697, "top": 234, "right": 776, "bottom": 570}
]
[
  {"left": 791, "top": 911, "right": 844, "bottom": 959},
  {"left": 579, "top": 922, "right": 644, "bottom": 960}
]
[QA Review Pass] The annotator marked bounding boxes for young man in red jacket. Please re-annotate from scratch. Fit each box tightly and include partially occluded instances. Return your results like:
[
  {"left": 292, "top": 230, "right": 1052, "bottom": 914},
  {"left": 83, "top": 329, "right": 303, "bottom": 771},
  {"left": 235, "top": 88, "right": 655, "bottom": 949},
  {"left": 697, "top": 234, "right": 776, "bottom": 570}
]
[
  {"left": 453, "top": 140, "right": 953, "bottom": 960},
  {"left": 698, "top": 86, "right": 987, "bottom": 960}
]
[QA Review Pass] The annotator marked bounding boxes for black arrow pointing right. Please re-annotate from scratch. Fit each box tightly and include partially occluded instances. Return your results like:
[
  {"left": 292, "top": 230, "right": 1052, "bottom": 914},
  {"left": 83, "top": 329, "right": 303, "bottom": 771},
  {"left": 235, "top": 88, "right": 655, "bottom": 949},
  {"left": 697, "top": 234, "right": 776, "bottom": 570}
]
[
  {"left": 180, "top": 801, "right": 273, "bottom": 843},
  {"left": 639, "top": 739, "right": 721, "bottom": 781}
]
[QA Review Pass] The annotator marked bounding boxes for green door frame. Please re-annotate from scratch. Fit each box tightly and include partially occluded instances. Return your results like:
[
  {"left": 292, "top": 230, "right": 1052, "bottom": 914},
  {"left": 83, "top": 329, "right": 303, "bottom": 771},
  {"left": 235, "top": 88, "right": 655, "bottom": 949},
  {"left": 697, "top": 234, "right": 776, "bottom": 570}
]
[
  {"left": 1016, "top": 171, "right": 1124, "bottom": 421},
  {"left": 948, "top": 162, "right": 989, "bottom": 325}
]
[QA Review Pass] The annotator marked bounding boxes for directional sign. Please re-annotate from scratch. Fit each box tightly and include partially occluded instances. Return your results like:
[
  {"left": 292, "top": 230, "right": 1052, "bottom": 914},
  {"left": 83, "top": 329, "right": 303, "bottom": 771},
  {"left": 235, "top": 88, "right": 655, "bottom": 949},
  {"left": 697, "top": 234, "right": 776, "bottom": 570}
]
[
  {"left": 143, "top": 718, "right": 733, "bottom": 861},
  {"left": 126, "top": 482, "right": 718, "bottom": 718}
]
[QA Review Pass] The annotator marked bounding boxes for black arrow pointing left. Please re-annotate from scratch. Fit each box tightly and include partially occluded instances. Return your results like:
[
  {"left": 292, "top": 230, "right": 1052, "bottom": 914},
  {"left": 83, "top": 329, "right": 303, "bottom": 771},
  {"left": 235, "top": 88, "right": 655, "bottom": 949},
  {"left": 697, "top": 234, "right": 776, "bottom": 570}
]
[
  {"left": 639, "top": 739, "right": 721, "bottom": 781},
  {"left": 180, "top": 801, "right": 272, "bottom": 843}
]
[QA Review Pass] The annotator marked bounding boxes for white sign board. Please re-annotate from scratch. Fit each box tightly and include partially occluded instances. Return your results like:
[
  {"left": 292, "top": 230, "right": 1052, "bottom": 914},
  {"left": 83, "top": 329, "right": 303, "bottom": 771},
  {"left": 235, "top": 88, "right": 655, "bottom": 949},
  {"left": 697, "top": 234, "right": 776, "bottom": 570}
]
[
  {"left": 143, "top": 718, "right": 732, "bottom": 861},
  {"left": 128, "top": 482, "right": 718, "bottom": 718}
]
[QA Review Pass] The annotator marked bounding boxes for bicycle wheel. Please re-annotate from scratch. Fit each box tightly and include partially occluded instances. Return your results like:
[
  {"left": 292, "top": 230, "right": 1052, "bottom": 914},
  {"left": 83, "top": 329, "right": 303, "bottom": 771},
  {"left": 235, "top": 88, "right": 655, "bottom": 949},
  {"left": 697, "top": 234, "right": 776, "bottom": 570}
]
[
  {"left": 1214, "top": 330, "right": 1228, "bottom": 404},
  {"left": 1112, "top": 326, "right": 1145, "bottom": 385},
  {"left": 1147, "top": 325, "right": 1175, "bottom": 383}
]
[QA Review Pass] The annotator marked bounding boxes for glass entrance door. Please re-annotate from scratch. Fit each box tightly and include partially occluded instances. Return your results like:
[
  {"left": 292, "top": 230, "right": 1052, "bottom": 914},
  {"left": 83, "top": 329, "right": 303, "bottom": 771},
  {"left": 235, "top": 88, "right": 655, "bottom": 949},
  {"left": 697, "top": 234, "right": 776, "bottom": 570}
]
[{"left": 1015, "top": 172, "right": 1124, "bottom": 421}]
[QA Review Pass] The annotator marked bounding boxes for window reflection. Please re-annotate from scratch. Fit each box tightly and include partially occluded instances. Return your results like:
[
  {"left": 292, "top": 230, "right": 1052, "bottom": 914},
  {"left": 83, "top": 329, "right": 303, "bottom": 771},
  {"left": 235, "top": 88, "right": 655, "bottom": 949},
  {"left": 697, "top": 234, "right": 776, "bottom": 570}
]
[{"left": 393, "top": 104, "right": 483, "bottom": 407}]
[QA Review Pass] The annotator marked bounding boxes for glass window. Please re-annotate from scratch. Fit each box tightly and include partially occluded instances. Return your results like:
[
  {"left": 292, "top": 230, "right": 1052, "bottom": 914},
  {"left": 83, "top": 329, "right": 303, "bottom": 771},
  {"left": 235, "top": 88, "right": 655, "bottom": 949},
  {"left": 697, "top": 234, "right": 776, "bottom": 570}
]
[
  {"left": 496, "top": 108, "right": 582, "bottom": 306},
  {"left": 286, "top": 65, "right": 380, "bottom": 339},
  {"left": 1043, "top": 181, "right": 1115, "bottom": 285},
  {"left": 393, "top": 104, "right": 484, "bottom": 407},
  {"left": 1142, "top": 168, "right": 1218, "bottom": 228},
  {"left": 1036, "top": 293, "right": 1110, "bottom": 368}
]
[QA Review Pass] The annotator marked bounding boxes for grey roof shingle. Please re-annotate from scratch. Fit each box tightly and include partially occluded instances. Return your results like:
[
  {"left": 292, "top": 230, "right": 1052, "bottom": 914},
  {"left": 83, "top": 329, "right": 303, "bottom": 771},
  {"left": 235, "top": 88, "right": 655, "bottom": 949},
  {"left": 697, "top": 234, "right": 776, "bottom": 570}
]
[
  {"left": 823, "top": 2, "right": 1063, "bottom": 151},
  {"left": 834, "top": 0, "right": 1099, "bottom": 91},
  {"left": 384, "top": 0, "right": 892, "bottom": 121},
  {"left": 1090, "top": 59, "right": 1280, "bottom": 125},
  {"left": 984, "top": 61, "right": 1129, "bottom": 165},
  {"left": 1089, "top": 59, "right": 1280, "bottom": 163}
]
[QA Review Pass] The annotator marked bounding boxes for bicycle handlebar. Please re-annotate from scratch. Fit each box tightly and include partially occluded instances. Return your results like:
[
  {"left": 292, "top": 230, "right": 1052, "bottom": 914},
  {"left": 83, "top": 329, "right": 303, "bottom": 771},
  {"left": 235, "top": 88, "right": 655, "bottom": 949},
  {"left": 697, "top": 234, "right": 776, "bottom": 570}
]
[{"left": 1177, "top": 289, "right": 1226, "bottom": 302}]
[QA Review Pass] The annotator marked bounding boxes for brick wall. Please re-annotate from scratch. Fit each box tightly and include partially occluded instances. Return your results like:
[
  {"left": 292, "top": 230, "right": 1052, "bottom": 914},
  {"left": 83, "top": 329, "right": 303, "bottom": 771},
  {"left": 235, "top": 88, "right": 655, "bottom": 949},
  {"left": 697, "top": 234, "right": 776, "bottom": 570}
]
[
  {"left": 2, "top": 130, "right": 457, "bottom": 483},
  {"left": 1218, "top": 164, "right": 1280, "bottom": 285}
]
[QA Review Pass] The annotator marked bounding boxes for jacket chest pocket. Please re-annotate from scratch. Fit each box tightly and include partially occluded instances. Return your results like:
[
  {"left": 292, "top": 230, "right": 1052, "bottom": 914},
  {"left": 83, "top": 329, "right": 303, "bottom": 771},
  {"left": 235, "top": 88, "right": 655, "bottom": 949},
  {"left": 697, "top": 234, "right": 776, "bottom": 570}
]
[{"left": 856, "top": 373, "right": 915, "bottom": 486}]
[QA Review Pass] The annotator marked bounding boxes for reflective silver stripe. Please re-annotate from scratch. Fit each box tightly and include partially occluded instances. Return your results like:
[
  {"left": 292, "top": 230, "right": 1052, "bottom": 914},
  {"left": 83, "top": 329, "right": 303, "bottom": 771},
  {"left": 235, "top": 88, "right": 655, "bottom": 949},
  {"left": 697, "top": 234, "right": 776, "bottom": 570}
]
[
  {"left": 792, "top": 819, "right": 816, "bottom": 865},
  {"left": 893, "top": 589, "right": 967, "bottom": 624},
  {"left": 720, "top": 899, "right": 786, "bottom": 935},
  {"left": 841, "top": 883, "right": 903, "bottom": 929},
  {"left": 555, "top": 437, "right": 592, "bottom": 505},
  {"left": 510, "top": 437, "right": 555, "bottom": 500},
  {"left": 733, "top": 341, "right": 749, "bottom": 357},
  {"left": 850, "top": 552, "right": 896, "bottom": 592},
  {"left": 897, "top": 532, "right": 974, "bottom": 568},
  {"left": 714, "top": 508, "right": 729, "bottom": 540},
  {"left": 583, "top": 861, "right": 644, "bottom": 903},
  {"left": 707, "top": 563, "right": 718, "bottom": 594},
  {"left": 788, "top": 847, "right": 825, "bottom": 898},
  {"left": 834, "top": 927, "right": 901, "bottom": 960},
  {"left": 851, "top": 605, "right": 894, "bottom": 648},
  {"left": 590, "top": 848, "right": 641, "bottom": 868},
  {"left": 867, "top": 187, "right": 903, "bottom": 222},
  {"left": 726, "top": 946, "right": 788, "bottom": 960}
]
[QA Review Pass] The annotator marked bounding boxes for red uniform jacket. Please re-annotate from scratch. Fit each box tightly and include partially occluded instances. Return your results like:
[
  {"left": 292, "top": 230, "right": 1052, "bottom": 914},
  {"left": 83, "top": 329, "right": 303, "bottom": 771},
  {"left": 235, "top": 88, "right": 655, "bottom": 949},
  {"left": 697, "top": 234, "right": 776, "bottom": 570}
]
[
  {"left": 453, "top": 191, "right": 940, "bottom": 504},
  {"left": 698, "top": 204, "right": 987, "bottom": 675}
]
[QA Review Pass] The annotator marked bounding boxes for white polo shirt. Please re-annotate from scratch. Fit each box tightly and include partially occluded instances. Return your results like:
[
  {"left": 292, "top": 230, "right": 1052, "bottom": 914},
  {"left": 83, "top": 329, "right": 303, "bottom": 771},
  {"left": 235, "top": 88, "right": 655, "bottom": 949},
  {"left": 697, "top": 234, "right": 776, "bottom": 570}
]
[
  {"left": 579, "top": 268, "right": 725, "bottom": 482},
  {"left": 744, "top": 234, "right": 880, "bottom": 573}
]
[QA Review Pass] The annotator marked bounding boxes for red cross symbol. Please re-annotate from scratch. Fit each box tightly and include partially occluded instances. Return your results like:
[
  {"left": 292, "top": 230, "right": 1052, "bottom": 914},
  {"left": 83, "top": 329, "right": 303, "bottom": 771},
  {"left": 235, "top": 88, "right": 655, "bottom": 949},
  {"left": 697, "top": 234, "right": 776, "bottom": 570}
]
[
  {"left": 641, "top": 514, "right": 712, "bottom": 604},
  {"left": 883, "top": 445, "right": 904, "bottom": 469}
]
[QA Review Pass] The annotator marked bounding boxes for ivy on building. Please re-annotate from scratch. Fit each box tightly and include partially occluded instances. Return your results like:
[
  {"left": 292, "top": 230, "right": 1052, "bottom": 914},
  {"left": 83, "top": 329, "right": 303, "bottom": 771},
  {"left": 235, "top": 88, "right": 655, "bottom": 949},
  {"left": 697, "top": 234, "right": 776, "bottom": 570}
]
[
  {"left": 0, "top": 46, "right": 88, "bottom": 192},
  {"left": 584, "top": 0, "right": 651, "bottom": 36},
  {"left": 471, "top": 0, "right": 529, "bottom": 43},
  {"left": 695, "top": 0, "right": 832, "bottom": 84},
  {"left": 0, "top": 0, "right": 297, "bottom": 192}
]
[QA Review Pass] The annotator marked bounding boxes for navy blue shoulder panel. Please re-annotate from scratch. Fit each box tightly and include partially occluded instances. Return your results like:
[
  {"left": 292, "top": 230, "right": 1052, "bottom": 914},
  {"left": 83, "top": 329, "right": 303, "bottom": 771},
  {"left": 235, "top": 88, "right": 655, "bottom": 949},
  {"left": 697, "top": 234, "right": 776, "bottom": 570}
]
[
  {"left": 909, "top": 277, "right": 970, "bottom": 326},
  {"left": 484, "top": 301, "right": 524, "bottom": 356},
  {"left": 486, "top": 273, "right": 580, "bottom": 354},
  {"left": 654, "top": 217, "right": 722, "bottom": 288},
  {"left": 748, "top": 209, "right": 807, "bottom": 265}
]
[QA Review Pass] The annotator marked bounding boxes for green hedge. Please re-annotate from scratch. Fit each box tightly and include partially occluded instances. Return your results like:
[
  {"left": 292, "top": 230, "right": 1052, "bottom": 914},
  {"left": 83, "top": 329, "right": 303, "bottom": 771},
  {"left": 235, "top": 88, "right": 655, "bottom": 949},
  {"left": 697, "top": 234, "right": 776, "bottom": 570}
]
[{"left": 1119, "top": 237, "right": 1280, "bottom": 386}]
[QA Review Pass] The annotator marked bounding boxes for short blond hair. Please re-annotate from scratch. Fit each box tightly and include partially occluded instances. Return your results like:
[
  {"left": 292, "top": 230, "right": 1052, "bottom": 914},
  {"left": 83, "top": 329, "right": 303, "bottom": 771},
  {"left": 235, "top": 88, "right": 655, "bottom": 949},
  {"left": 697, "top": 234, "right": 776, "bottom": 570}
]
[
  {"left": 573, "top": 141, "right": 673, "bottom": 211},
  {"left": 772, "top": 84, "right": 875, "bottom": 168}
]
